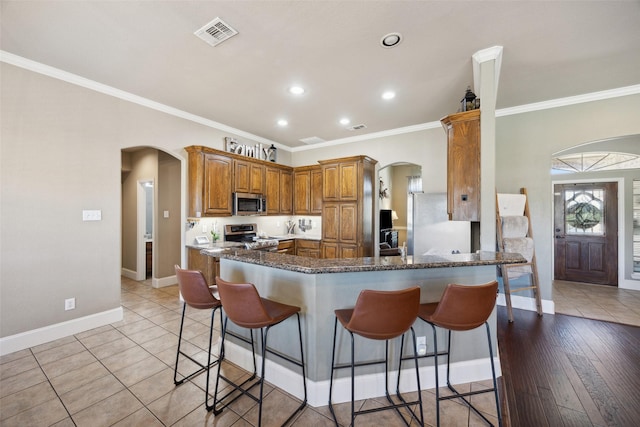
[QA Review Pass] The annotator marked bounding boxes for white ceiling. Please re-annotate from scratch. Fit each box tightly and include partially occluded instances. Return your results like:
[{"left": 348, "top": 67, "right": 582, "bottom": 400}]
[{"left": 2, "top": 1, "right": 639, "bottom": 148}]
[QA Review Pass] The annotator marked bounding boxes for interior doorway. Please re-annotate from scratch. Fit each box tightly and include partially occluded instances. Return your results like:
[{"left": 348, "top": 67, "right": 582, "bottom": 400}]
[
  {"left": 121, "top": 148, "right": 182, "bottom": 287},
  {"left": 553, "top": 182, "right": 618, "bottom": 285}
]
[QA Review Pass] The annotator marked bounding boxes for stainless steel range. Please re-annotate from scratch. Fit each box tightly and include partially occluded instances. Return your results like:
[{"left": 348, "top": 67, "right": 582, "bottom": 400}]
[{"left": 224, "top": 223, "right": 279, "bottom": 251}]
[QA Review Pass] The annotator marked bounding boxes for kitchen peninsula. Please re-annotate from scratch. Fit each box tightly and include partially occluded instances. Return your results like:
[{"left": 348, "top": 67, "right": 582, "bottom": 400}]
[{"left": 203, "top": 248, "right": 525, "bottom": 407}]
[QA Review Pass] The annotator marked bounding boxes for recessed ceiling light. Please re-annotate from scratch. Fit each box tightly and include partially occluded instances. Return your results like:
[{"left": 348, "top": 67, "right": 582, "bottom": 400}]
[
  {"left": 289, "top": 86, "right": 305, "bottom": 95},
  {"left": 339, "top": 118, "right": 351, "bottom": 125},
  {"left": 277, "top": 119, "right": 288, "bottom": 127},
  {"left": 380, "top": 32, "right": 402, "bottom": 48},
  {"left": 382, "top": 91, "right": 396, "bottom": 100}
]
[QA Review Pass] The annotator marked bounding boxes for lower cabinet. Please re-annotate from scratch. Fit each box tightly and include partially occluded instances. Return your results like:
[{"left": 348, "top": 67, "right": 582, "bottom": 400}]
[
  {"left": 296, "top": 239, "right": 321, "bottom": 258},
  {"left": 277, "top": 239, "right": 295, "bottom": 255},
  {"left": 187, "top": 248, "right": 219, "bottom": 286}
]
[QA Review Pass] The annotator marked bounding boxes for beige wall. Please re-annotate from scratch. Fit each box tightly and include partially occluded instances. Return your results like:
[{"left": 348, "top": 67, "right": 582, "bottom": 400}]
[
  {"left": 0, "top": 63, "right": 267, "bottom": 339},
  {"left": 1, "top": 61, "right": 638, "bottom": 345}
]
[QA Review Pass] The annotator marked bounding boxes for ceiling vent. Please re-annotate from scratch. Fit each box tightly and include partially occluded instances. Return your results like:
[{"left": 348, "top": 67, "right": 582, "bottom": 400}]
[
  {"left": 300, "top": 136, "right": 326, "bottom": 145},
  {"left": 347, "top": 124, "right": 367, "bottom": 131},
  {"left": 194, "top": 17, "right": 238, "bottom": 47}
]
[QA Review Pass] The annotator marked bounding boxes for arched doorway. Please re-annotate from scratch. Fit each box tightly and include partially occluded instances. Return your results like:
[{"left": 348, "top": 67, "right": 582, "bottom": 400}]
[{"left": 121, "top": 147, "right": 182, "bottom": 287}]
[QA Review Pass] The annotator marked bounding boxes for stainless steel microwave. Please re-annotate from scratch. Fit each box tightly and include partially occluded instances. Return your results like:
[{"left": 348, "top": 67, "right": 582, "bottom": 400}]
[{"left": 232, "top": 192, "right": 266, "bottom": 216}]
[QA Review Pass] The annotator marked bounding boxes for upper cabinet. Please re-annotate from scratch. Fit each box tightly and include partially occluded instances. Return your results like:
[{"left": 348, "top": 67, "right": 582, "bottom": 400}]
[
  {"left": 186, "top": 146, "right": 233, "bottom": 217},
  {"left": 441, "top": 110, "right": 480, "bottom": 222},
  {"left": 266, "top": 165, "right": 293, "bottom": 215},
  {"left": 293, "top": 165, "right": 322, "bottom": 215},
  {"left": 321, "top": 160, "right": 359, "bottom": 201},
  {"left": 187, "top": 145, "right": 302, "bottom": 217},
  {"left": 234, "top": 159, "right": 265, "bottom": 194}
]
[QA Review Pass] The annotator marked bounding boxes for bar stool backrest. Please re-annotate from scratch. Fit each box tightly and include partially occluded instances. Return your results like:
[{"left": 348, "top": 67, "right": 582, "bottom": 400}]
[
  {"left": 215, "top": 277, "right": 272, "bottom": 328},
  {"left": 428, "top": 281, "right": 498, "bottom": 331},
  {"left": 347, "top": 287, "right": 420, "bottom": 340},
  {"left": 175, "top": 265, "right": 220, "bottom": 310}
]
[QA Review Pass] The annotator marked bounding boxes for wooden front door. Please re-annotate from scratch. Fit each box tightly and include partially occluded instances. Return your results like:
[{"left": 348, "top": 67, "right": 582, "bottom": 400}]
[{"left": 554, "top": 182, "right": 618, "bottom": 285}]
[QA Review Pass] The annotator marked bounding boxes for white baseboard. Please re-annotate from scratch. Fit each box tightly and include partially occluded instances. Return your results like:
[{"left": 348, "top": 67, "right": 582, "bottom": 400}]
[
  {"left": 222, "top": 340, "right": 502, "bottom": 408},
  {"left": 121, "top": 268, "right": 137, "bottom": 280},
  {"left": 619, "top": 277, "right": 640, "bottom": 291},
  {"left": 497, "top": 293, "right": 555, "bottom": 315},
  {"left": 0, "top": 307, "right": 123, "bottom": 356},
  {"left": 152, "top": 274, "right": 177, "bottom": 288}
]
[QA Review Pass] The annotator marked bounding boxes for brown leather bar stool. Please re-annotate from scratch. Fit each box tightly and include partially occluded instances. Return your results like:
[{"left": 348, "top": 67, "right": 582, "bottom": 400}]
[
  {"left": 416, "top": 281, "right": 502, "bottom": 427},
  {"left": 212, "top": 277, "right": 307, "bottom": 427},
  {"left": 173, "top": 265, "right": 224, "bottom": 405},
  {"left": 328, "top": 287, "right": 424, "bottom": 427}
]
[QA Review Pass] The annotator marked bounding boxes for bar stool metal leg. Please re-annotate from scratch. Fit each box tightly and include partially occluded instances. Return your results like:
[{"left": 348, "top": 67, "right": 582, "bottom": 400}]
[
  {"left": 328, "top": 287, "right": 423, "bottom": 427},
  {"left": 211, "top": 278, "right": 307, "bottom": 427}
]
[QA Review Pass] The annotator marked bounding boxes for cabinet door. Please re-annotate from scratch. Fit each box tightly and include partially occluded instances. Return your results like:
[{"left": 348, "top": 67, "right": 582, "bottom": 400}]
[
  {"left": 339, "top": 203, "right": 358, "bottom": 243},
  {"left": 234, "top": 159, "right": 251, "bottom": 193},
  {"left": 322, "top": 242, "right": 338, "bottom": 259},
  {"left": 203, "top": 154, "right": 233, "bottom": 216},
  {"left": 280, "top": 169, "right": 293, "bottom": 214},
  {"left": 339, "top": 161, "right": 358, "bottom": 200},
  {"left": 234, "top": 160, "right": 265, "bottom": 194},
  {"left": 322, "top": 203, "right": 340, "bottom": 241},
  {"left": 443, "top": 110, "right": 480, "bottom": 221},
  {"left": 294, "top": 170, "right": 311, "bottom": 214},
  {"left": 265, "top": 167, "right": 281, "bottom": 214},
  {"left": 322, "top": 164, "right": 340, "bottom": 200},
  {"left": 310, "top": 167, "right": 323, "bottom": 214},
  {"left": 249, "top": 163, "right": 265, "bottom": 194},
  {"left": 339, "top": 244, "right": 359, "bottom": 259}
]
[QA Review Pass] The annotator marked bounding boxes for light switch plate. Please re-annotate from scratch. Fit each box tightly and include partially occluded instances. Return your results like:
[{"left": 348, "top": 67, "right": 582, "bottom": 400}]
[{"left": 82, "top": 210, "right": 102, "bottom": 221}]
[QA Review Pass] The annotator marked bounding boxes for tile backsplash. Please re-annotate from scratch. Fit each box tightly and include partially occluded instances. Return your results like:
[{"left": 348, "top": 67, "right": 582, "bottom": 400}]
[{"left": 186, "top": 215, "right": 322, "bottom": 245}]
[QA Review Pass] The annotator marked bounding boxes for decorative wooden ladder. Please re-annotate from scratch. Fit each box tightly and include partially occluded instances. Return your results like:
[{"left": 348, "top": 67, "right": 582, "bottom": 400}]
[{"left": 496, "top": 188, "right": 543, "bottom": 322}]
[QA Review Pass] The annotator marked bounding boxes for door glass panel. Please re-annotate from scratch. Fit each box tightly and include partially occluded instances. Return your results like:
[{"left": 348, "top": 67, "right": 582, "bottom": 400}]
[{"left": 564, "top": 188, "right": 605, "bottom": 235}]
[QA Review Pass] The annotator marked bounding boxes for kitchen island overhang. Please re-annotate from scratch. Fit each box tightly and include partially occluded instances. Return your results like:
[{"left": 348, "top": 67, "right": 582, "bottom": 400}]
[{"left": 203, "top": 249, "right": 525, "bottom": 407}]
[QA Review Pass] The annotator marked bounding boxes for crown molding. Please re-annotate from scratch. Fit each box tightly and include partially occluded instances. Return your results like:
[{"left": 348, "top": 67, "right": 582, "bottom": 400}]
[
  {"left": 496, "top": 84, "right": 640, "bottom": 117},
  {"left": 0, "top": 50, "right": 285, "bottom": 151}
]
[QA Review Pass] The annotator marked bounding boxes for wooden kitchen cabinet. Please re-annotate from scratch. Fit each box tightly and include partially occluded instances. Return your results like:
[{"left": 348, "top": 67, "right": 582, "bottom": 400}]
[
  {"left": 321, "top": 159, "right": 358, "bottom": 201},
  {"left": 277, "top": 239, "right": 295, "bottom": 255},
  {"left": 320, "top": 156, "right": 377, "bottom": 259},
  {"left": 441, "top": 109, "right": 480, "bottom": 221},
  {"left": 293, "top": 165, "right": 322, "bottom": 215},
  {"left": 188, "top": 248, "right": 219, "bottom": 286},
  {"left": 296, "top": 239, "right": 320, "bottom": 258},
  {"left": 234, "top": 159, "right": 265, "bottom": 194},
  {"left": 266, "top": 165, "right": 293, "bottom": 215},
  {"left": 186, "top": 147, "right": 233, "bottom": 217}
]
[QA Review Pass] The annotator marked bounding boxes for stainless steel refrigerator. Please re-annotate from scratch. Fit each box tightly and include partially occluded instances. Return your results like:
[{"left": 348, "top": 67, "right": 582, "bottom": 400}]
[{"left": 407, "top": 192, "right": 471, "bottom": 256}]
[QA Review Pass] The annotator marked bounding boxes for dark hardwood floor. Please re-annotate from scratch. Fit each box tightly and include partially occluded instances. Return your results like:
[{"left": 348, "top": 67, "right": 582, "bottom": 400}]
[{"left": 497, "top": 306, "right": 640, "bottom": 427}]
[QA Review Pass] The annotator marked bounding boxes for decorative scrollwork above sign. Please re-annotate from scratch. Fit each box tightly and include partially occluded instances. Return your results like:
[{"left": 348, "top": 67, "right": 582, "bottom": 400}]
[{"left": 225, "top": 137, "right": 277, "bottom": 162}]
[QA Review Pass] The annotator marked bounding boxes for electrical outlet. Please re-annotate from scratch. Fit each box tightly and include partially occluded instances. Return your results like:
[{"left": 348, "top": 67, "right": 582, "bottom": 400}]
[
  {"left": 202, "top": 224, "right": 208, "bottom": 233},
  {"left": 65, "top": 298, "right": 76, "bottom": 311},
  {"left": 417, "top": 336, "right": 427, "bottom": 356}
]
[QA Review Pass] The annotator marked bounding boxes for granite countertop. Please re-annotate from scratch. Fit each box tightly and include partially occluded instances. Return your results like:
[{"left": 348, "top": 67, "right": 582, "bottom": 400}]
[
  {"left": 268, "top": 234, "right": 321, "bottom": 241},
  {"left": 187, "top": 241, "right": 244, "bottom": 253},
  {"left": 205, "top": 249, "right": 526, "bottom": 274}
]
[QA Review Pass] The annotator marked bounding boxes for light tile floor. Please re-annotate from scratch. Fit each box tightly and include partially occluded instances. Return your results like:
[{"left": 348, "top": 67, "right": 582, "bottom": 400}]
[
  {"left": 552, "top": 279, "right": 640, "bottom": 326},
  {"left": 0, "top": 277, "right": 498, "bottom": 427}
]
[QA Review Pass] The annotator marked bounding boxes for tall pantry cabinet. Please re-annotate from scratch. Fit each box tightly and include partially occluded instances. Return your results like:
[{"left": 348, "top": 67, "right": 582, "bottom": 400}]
[{"left": 319, "top": 156, "right": 377, "bottom": 258}]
